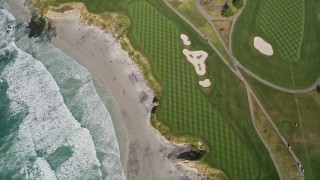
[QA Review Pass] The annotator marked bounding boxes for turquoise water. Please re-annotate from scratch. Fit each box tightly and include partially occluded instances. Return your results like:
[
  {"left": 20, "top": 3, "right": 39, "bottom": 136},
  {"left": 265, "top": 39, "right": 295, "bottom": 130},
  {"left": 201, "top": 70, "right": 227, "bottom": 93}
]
[{"left": 0, "top": 3, "right": 125, "bottom": 180}]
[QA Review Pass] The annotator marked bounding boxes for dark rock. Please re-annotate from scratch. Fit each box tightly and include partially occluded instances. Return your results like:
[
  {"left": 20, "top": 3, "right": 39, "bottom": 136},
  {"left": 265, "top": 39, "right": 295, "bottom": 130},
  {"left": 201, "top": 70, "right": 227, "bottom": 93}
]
[
  {"left": 27, "top": 14, "right": 46, "bottom": 38},
  {"left": 151, "top": 106, "right": 158, "bottom": 113},
  {"left": 152, "top": 96, "right": 158, "bottom": 103},
  {"left": 177, "top": 150, "right": 206, "bottom": 161}
]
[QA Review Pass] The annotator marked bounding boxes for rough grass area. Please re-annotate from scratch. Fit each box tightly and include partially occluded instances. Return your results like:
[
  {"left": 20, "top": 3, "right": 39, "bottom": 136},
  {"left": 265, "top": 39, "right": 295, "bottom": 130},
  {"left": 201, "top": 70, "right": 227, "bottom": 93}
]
[
  {"left": 244, "top": 72, "right": 320, "bottom": 180},
  {"left": 213, "top": 21, "right": 232, "bottom": 47},
  {"left": 128, "top": 1, "right": 273, "bottom": 179},
  {"left": 257, "top": 0, "right": 305, "bottom": 62},
  {"left": 200, "top": 0, "right": 238, "bottom": 18},
  {"left": 309, "top": 90, "right": 320, "bottom": 105},
  {"left": 253, "top": 98, "right": 299, "bottom": 179},
  {"left": 232, "top": 0, "right": 320, "bottom": 88}
]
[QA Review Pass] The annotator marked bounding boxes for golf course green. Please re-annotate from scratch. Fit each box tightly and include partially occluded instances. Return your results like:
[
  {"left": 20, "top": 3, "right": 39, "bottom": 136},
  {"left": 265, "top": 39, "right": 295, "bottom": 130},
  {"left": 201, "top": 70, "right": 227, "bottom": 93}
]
[{"left": 232, "top": 0, "right": 320, "bottom": 88}]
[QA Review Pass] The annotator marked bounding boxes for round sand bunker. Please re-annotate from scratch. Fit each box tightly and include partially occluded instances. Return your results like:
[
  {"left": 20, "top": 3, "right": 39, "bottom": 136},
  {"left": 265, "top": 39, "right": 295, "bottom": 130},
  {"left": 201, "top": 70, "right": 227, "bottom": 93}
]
[
  {"left": 254, "top": 37, "right": 273, "bottom": 56},
  {"left": 199, "top": 79, "right": 211, "bottom": 87}
]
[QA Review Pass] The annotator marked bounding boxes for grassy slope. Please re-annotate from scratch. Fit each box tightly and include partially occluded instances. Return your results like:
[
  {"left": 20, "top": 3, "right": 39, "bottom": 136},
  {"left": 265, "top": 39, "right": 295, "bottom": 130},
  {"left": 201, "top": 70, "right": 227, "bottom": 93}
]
[
  {"left": 252, "top": 98, "right": 299, "bottom": 179},
  {"left": 128, "top": 1, "right": 278, "bottom": 179},
  {"left": 48, "top": 0, "right": 278, "bottom": 179},
  {"left": 244, "top": 71, "right": 320, "bottom": 179},
  {"left": 232, "top": 0, "right": 320, "bottom": 88}
]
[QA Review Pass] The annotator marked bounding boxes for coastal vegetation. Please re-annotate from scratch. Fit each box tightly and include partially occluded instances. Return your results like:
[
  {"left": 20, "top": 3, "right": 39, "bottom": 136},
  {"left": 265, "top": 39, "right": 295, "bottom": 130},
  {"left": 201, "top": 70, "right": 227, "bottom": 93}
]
[{"left": 232, "top": 0, "right": 320, "bottom": 88}]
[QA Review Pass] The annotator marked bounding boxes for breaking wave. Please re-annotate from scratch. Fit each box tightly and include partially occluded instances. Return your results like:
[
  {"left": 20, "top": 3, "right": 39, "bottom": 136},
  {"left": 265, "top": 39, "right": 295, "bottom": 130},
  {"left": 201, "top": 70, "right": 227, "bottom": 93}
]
[{"left": 0, "top": 5, "right": 125, "bottom": 180}]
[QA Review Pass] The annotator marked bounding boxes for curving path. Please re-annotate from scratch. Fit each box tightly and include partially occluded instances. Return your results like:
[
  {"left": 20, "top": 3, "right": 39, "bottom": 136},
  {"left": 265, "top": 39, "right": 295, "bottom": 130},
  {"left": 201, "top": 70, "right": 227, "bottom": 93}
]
[
  {"left": 195, "top": 0, "right": 320, "bottom": 94},
  {"left": 162, "top": 0, "right": 307, "bottom": 179}
]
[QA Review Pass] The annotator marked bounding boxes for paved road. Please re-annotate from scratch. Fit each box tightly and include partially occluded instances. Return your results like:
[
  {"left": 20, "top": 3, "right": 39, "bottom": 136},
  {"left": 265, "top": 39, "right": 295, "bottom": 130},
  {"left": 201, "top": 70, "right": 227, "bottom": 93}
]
[
  {"left": 162, "top": 0, "right": 306, "bottom": 179},
  {"left": 195, "top": 0, "right": 320, "bottom": 94}
]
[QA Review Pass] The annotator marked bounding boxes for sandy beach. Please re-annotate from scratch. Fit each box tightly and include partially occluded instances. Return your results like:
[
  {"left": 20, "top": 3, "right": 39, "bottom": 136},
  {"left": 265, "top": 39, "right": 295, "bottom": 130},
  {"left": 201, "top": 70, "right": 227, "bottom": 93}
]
[{"left": 51, "top": 16, "right": 205, "bottom": 180}]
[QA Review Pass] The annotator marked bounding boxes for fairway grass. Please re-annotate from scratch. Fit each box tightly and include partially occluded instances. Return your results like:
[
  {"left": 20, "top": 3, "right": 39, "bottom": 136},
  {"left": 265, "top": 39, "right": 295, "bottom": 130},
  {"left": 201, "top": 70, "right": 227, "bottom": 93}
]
[
  {"left": 232, "top": 0, "right": 320, "bottom": 88},
  {"left": 257, "top": 0, "right": 305, "bottom": 62},
  {"left": 128, "top": 1, "right": 278, "bottom": 179}
]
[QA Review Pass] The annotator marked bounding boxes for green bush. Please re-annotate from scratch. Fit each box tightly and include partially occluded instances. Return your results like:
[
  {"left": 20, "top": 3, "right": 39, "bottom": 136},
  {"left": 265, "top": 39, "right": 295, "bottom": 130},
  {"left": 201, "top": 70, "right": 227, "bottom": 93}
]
[
  {"left": 232, "top": 0, "right": 244, "bottom": 9},
  {"left": 221, "top": 2, "right": 233, "bottom": 17}
]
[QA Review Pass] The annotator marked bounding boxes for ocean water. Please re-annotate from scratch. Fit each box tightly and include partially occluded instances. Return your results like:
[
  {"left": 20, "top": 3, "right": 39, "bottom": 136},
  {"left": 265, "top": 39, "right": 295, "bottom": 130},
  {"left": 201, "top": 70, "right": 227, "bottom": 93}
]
[{"left": 0, "top": 3, "right": 125, "bottom": 180}]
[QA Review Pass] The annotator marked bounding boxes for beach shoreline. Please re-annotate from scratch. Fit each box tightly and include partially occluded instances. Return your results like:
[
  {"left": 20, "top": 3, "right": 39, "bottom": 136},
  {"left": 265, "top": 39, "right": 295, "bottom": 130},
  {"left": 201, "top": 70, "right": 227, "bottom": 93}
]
[
  {"left": 4, "top": 0, "right": 209, "bottom": 179},
  {"left": 26, "top": 1, "right": 207, "bottom": 179},
  {"left": 50, "top": 16, "right": 205, "bottom": 180}
]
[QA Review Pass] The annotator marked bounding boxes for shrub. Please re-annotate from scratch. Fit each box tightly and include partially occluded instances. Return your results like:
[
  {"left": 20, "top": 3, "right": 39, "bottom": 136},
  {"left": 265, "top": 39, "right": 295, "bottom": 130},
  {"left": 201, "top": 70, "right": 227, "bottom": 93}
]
[
  {"left": 221, "top": 2, "right": 233, "bottom": 17},
  {"left": 232, "top": 0, "right": 244, "bottom": 9}
]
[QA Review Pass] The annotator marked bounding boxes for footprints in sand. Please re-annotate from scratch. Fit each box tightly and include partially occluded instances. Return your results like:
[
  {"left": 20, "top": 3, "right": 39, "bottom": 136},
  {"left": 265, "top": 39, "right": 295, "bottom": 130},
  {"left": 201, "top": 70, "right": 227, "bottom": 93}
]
[
  {"left": 180, "top": 34, "right": 211, "bottom": 88},
  {"left": 182, "top": 49, "right": 208, "bottom": 76}
]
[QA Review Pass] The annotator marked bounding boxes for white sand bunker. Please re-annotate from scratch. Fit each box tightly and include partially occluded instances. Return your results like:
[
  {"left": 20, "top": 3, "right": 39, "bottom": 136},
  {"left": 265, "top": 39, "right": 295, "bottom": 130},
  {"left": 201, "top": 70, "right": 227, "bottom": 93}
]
[
  {"left": 199, "top": 79, "right": 211, "bottom": 87},
  {"left": 180, "top": 34, "right": 191, "bottom": 46},
  {"left": 182, "top": 49, "right": 208, "bottom": 76},
  {"left": 254, "top": 37, "right": 274, "bottom": 56}
]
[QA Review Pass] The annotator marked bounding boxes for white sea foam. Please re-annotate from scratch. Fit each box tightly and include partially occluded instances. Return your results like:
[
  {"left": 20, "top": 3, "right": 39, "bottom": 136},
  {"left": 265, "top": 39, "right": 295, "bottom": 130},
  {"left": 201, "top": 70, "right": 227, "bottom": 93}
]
[
  {"left": 0, "top": 9, "right": 15, "bottom": 58},
  {"left": 0, "top": 6, "right": 125, "bottom": 179},
  {"left": 15, "top": 30, "right": 126, "bottom": 179},
  {"left": 2, "top": 47, "right": 103, "bottom": 179},
  {"left": 0, "top": 8, "right": 108, "bottom": 179}
]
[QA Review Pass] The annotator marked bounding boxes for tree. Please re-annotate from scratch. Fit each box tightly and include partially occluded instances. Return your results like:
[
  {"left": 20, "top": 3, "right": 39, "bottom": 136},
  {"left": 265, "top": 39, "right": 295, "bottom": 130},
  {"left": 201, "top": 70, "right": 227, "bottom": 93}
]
[
  {"left": 232, "top": 0, "right": 244, "bottom": 9},
  {"left": 221, "top": 2, "right": 233, "bottom": 18}
]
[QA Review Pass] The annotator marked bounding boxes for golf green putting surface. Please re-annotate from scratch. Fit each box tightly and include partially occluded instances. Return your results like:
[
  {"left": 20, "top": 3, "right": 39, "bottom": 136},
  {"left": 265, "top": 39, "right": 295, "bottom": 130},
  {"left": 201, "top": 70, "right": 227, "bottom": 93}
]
[
  {"left": 232, "top": 0, "right": 320, "bottom": 88},
  {"left": 257, "top": 0, "right": 305, "bottom": 62},
  {"left": 128, "top": 1, "right": 259, "bottom": 179}
]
